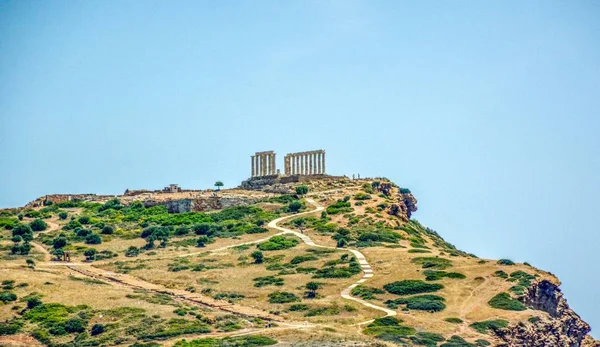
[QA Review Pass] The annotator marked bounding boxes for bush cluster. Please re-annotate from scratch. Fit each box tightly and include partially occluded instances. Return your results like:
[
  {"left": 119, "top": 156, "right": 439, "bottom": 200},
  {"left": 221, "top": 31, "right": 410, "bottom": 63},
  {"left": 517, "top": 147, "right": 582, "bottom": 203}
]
[{"left": 383, "top": 280, "right": 444, "bottom": 295}]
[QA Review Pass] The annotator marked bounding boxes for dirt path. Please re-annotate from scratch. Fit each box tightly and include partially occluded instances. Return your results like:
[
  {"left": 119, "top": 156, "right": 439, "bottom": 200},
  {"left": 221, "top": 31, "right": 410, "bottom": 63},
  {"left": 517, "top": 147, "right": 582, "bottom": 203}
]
[
  {"left": 33, "top": 197, "right": 389, "bottom": 341},
  {"left": 268, "top": 198, "right": 397, "bottom": 325},
  {"left": 30, "top": 220, "right": 60, "bottom": 262}
]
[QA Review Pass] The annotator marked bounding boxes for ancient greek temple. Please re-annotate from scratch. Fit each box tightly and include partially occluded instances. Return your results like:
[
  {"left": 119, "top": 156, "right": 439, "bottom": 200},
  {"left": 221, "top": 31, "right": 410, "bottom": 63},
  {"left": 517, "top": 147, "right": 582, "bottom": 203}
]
[
  {"left": 284, "top": 150, "right": 326, "bottom": 176},
  {"left": 250, "top": 151, "right": 277, "bottom": 177}
]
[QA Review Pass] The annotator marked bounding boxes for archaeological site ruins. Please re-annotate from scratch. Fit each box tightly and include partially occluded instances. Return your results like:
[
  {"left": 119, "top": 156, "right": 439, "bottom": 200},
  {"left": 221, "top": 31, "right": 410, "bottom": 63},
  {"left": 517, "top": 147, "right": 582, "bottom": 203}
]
[{"left": 250, "top": 149, "right": 326, "bottom": 178}]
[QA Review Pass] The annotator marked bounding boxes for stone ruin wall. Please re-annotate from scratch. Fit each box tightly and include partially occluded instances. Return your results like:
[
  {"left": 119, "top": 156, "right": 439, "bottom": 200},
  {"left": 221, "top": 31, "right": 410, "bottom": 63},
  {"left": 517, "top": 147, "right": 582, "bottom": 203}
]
[
  {"left": 141, "top": 195, "right": 265, "bottom": 213},
  {"left": 25, "top": 194, "right": 116, "bottom": 208}
]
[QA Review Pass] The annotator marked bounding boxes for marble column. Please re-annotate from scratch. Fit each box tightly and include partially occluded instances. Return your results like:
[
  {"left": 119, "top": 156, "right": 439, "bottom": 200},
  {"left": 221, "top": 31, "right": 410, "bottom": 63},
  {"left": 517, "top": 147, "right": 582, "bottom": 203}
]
[{"left": 251, "top": 155, "right": 255, "bottom": 177}]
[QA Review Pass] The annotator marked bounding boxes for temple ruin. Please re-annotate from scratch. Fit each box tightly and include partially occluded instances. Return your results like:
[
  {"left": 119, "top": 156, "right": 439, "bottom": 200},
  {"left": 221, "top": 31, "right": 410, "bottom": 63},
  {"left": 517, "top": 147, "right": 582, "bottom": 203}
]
[
  {"left": 284, "top": 150, "right": 326, "bottom": 176},
  {"left": 251, "top": 151, "right": 277, "bottom": 177}
]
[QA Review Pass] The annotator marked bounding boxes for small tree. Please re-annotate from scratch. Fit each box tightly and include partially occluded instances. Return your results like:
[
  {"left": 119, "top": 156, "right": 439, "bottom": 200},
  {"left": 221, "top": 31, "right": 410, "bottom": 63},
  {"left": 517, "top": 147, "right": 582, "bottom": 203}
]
[
  {"left": 27, "top": 297, "right": 42, "bottom": 309},
  {"left": 26, "top": 259, "right": 35, "bottom": 269},
  {"left": 125, "top": 246, "right": 139, "bottom": 257},
  {"left": 197, "top": 236, "right": 210, "bottom": 247},
  {"left": 214, "top": 181, "right": 224, "bottom": 191},
  {"left": 305, "top": 282, "right": 321, "bottom": 298},
  {"left": 85, "top": 233, "right": 102, "bottom": 245},
  {"left": 288, "top": 201, "right": 302, "bottom": 213},
  {"left": 52, "top": 248, "right": 64, "bottom": 261},
  {"left": 101, "top": 226, "right": 114, "bottom": 234},
  {"left": 251, "top": 250, "right": 264, "bottom": 264},
  {"left": 29, "top": 219, "right": 48, "bottom": 232},
  {"left": 90, "top": 324, "right": 105, "bottom": 336},
  {"left": 295, "top": 185, "right": 309, "bottom": 195},
  {"left": 84, "top": 248, "right": 97, "bottom": 261},
  {"left": 53, "top": 236, "right": 67, "bottom": 249},
  {"left": 58, "top": 211, "right": 68, "bottom": 220}
]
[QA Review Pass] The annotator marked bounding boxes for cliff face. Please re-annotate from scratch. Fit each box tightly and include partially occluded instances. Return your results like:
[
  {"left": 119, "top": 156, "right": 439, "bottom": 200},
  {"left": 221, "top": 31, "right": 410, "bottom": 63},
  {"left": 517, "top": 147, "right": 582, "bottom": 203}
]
[{"left": 497, "top": 280, "right": 592, "bottom": 347}]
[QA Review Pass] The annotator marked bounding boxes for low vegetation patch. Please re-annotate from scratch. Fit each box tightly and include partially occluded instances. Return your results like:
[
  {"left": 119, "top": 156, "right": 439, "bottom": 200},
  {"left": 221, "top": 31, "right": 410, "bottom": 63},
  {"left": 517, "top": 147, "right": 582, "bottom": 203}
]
[
  {"left": 383, "top": 280, "right": 444, "bottom": 295},
  {"left": 363, "top": 316, "right": 416, "bottom": 342},
  {"left": 423, "top": 270, "right": 466, "bottom": 281},
  {"left": 257, "top": 236, "right": 299, "bottom": 251},
  {"left": 444, "top": 317, "right": 464, "bottom": 324},
  {"left": 326, "top": 201, "right": 353, "bottom": 215},
  {"left": 385, "top": 295, "right": 446, "bottom": 312},
  {"left": 488, "top": 292, "right": 526, "bottom": 311},
  {"left": 268, "top": 291, "right": 299, "bottom": 304},
  {"left": 412, "top": 257, "right": 453, "bottom": 270},
  {"left": 469, "top": 319, "right": 509, "bottom": 334},
  {"left": 440, "top": 336, "right": 490, "bottom": 347},
  {"left": 174, "top": 335, "right": 277, "bottom": 347},
  {"left": 351, "top": 285, "right": 385, "bottom": 300},
  {"left": 253, "top": 276, "right": 284, "bottom": 287},
  {"left": 497, "top": 259, "right": 515, "bottom": 265}
]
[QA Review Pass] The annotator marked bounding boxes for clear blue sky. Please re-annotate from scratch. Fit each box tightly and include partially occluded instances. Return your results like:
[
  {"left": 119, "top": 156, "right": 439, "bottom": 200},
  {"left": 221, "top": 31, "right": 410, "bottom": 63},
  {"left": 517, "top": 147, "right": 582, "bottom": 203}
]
[{"left": 1, "top": 0, "right": 599, "bottom": 336}]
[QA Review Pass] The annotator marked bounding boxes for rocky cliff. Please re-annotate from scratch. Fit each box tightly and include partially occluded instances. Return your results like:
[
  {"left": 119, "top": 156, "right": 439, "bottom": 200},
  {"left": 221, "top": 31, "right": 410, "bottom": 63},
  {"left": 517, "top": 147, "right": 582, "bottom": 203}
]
[{"left": 497, "top": 280, "right": 594, "bottom": 347}]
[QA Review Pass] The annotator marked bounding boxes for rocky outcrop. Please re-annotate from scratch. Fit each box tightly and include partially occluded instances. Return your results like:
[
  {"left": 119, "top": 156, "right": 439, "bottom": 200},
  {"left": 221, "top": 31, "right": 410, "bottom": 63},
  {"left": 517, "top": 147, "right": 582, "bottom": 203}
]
[
  {"left": 497, "top": 280, "right": 592, "bottom": 347},
  {"left": 390, "top": 190, "right": 418, "bottom": 222}
]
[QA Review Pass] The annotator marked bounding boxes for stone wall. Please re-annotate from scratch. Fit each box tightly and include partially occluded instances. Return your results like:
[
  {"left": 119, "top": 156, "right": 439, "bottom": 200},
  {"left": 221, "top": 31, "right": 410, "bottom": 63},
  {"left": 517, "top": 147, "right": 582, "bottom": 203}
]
[
  {"left": 25, "top": 194, "right": 116, "bottom": 208},
  {"left": 142, "top": 196, "right": 264, "bottom": 213}
]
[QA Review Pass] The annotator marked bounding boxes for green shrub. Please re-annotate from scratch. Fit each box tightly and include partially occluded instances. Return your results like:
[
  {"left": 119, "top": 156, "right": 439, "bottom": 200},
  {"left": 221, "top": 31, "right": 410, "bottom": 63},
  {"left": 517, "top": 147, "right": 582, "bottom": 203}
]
[
  {"left": 78, "top": 216, "right": 91, "bottom": 225},
  {"left": 295, "top": 185, "right": 309, "bottom": 195},
  {"left": 305, "top": 305, "right": 340, "bottom": 317},
  {"left": 488, "top": 292, "right": 526, "bottom": 311},
  {"left": 29, "top": 219, "right": 48, "bottom": 232},
  {"left": 354, "top": 193, "right": 372, "bottom": 200},
  {"left": 326, "top": 201, "right": 353, "bottom": 215},
  {"left": 412, "top": 257, "right": 452, "bottom": 270},
  {"left": 125, "top": 246, "right": 140, "bottom": 257},
  {"left": 386, "top": 295, "right": 446, "bottom": 312},
  {"left": 251, "top": 250, "right": 264, "bottom": 264},
  {"left": 58, "top": 212, "right": 68, "bottom": 220},
  {"left": 289, "top": 254, "right": 318, "bottom": 264},
  {"left": 440, "top": 335, "right": 482, "bottom": 347},
  {"left": 287, "top": 200, "right": 304, "bottom": 213},
  {"left": 351, "top": 285, "right": 385, "bottom": 300},
  {"left": 408, "top": 249, "right": 431, "bottom": 253},
  {"left": 64, "top": 318, "right": 86, "bottom": 333},
  {"left": 469, "top": 319, "right": 509, "bottom": 334},
  {"left": 268, "top": 291, "right": 299, "bottom": 304},
  {"left": 257, "top": 236, "right": 299, "bottom": 251},
  {"left": 444, "top": 317, "right": 463, "bottom": 324},
  {"left": 90, "top": 323, "right": 105, "bottom": 336},
  {"left": 497, "top": 259, "right": 515, "bottom": 265},
  {"left": 423, "top": 270, "right": 466, "bottom": 281},
  {"left": 313, "top": 260, "right": 361, "bottom": 279},
  {"left": 0, "top": 292, "right": 17, "bottom": 303},
  {"left": 493, "top": 270, "right": 508, "bottom": 279},
  {"left": 0, "top": 320, "right": 23, "bottom": 335},
  {"left": 173, "top": 335, "right": 277, "bottom": 346},
  {"left": 85, "top": 233, "right": 102, "bottom": 245},
  {"left": 383, "top": 280, "right": 443, "bottom": 295},
  {"left": 253, "top": 276, "right": 284, "bottom": 287},
  {"left": 27, "top": 297, "right": 42, "bottom": 309},
  {"left": 101, "top": 226, "right": 114, "bottom": 234},
  {"left": 288, "top": 304, "right": 309, "bottom": 311},
  {"left": 411, "top": 332, "right": 446, "bottom": 346},
  {"left": 363, "top": 316, "right": 416, "bottom": 340},
  {"left": 12, "top": 224, "right": 33, "bottom": 241}
]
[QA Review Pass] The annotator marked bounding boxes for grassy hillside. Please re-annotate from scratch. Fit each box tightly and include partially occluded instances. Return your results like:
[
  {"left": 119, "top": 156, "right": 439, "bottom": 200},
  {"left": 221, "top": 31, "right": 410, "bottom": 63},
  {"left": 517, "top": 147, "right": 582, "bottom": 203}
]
[{"left": 0, "top": 178, "right": 590, "bottom": 347}]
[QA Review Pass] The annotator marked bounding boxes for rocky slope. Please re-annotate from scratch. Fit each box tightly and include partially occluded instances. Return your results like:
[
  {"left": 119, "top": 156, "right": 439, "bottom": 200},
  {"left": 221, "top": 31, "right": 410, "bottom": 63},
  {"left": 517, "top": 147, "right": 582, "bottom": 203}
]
[{"left": 497, "top": 280, "right": 593, "bottom": 346}]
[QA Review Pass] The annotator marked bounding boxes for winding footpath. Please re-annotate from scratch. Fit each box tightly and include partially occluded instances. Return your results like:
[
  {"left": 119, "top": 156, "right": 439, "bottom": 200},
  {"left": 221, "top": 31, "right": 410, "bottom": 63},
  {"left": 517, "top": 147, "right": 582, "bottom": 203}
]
[
  {"left": 268, "top": 198, "right": 397, "bottom": 324},
  {"left": 29, "top": 198, "right": 394, "bottom": 333}
]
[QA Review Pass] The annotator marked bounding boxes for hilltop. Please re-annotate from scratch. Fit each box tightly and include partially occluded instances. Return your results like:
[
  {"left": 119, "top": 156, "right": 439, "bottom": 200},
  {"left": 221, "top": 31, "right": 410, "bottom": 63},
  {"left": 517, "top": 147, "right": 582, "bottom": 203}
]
[{"left": 0, "top": 176, "right": 597, "bottom": 347}]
